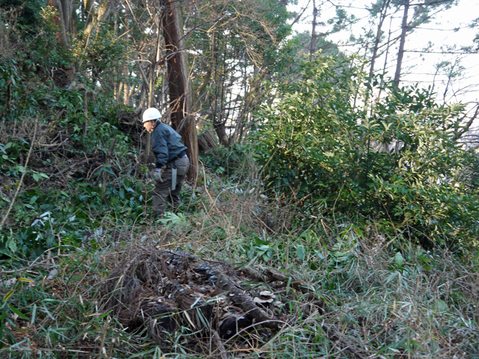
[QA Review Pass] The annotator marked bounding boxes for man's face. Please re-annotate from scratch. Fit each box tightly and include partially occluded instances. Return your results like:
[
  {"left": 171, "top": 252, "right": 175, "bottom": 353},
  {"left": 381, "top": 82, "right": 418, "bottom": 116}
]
[{"left": 144, "top": 120, "right": 155, "bottom": 132}]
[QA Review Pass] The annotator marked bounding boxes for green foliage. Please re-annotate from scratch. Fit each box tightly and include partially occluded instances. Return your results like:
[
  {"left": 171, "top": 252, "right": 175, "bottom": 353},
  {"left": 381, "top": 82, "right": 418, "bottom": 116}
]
[
  {"left": 4, "top": 6, "right": 73, "bottom": 83},
  {"left": 0, "top": 56, "right": 20, "bottom": 94},
  {"left": 0, "top": 0, "right": 46, "bottom": 29},
  {"left": 254, "top": 54, "right": 479, "bottom": 249},
  {"left": 0, "top": 50, "right": 141, "bottom": 259},
  {"left": 0, "top": 172, "right": 149, "bottom": 259},
  {"left": 1, "top": 1, "right": 478, "bottom": 356},
  {"left": 0, "top": 61, "right": 142, "bottom": 259},
  {"left": 72, "top": 24, "right": 130, "bottom": 81},
  {"left": 0, "top": 250, "right": 134, "bottom": 357},
  {"left": 34, "top": 6, "right": 72, "bottom": 69},
  {"left": 0, "top": 57, "right": 22, "bottom": 117},
  {"left": 200, "top": 144, "right": 257, "bottom": 181}
]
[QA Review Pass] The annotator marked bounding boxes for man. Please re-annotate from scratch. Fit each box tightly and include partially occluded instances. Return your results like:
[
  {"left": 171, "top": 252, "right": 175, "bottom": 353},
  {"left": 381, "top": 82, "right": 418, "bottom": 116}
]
[{"left": 142, "top": 107, "right": 189, "bottom": 218}]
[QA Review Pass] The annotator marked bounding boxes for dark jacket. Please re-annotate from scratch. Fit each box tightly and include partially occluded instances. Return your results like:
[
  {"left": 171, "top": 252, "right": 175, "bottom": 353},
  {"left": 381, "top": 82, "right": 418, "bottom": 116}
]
[{"left": 151, "top": 121, "right": 187, "bottom": 168}]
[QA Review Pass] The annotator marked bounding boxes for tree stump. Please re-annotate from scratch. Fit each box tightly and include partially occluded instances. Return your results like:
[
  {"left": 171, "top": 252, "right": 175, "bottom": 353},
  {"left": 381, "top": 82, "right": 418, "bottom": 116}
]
[{"left": 198, "top": 130, "right": 218, "bottom": 153}]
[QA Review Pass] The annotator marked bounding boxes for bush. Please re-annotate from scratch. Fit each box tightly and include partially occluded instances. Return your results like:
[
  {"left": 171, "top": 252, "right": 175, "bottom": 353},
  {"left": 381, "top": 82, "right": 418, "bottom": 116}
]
[
  {"left": 253, "top": 55, "right": 479, "bottom": 249},
  {"left": 200, "top": 144, "right": 257, "bottom": 182}
]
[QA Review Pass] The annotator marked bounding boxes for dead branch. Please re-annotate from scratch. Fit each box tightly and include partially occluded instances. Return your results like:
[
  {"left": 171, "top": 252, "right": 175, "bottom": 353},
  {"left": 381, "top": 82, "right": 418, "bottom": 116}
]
[
  {"left": 52, "top": 157, "right": 94, "bottom": 177},
  {"left": 212, "top": 271, "right": 280, "bottom": 330}
]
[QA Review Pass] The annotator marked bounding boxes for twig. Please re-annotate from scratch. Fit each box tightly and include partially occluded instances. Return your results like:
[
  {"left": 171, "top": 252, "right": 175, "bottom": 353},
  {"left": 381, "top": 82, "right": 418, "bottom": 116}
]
[
  {"left": 211, "top": 330, "right": 228, "bottom": 359},
  {"left": 252, "top": 213, "right": 277, "bottom": 234},
  {"left": 98, "top": 317, "right": 111, "bottom": 359},
  {"left": 453, "top": 102, "right": 479, "bottom": 141},
  {"left": 291, "top": 0, "right": 312, "bottom": 26},
  {"left": 1, "top": 118, "right": 38, "bottom": 228},
  {"left": 52, "top": 157, "right": 96, "bottom": 177}
]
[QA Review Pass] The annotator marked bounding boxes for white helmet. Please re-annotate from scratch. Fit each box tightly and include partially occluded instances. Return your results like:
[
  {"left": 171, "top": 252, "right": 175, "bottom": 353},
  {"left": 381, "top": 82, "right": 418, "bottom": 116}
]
[{"left": 142, "top": 107, "right": 161, "bottom": 123}]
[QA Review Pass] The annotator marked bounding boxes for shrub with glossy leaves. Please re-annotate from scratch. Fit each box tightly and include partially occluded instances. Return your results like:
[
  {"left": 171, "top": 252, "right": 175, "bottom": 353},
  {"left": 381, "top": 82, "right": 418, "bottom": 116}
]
[{"left": 254, "top": 55, "right": 479, "bottom": 249}]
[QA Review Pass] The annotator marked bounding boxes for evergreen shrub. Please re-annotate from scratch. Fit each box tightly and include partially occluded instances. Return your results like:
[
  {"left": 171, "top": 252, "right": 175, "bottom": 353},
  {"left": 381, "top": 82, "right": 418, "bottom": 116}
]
[{"left": 254, "top": 55, "right": 479, "bottom": 249}]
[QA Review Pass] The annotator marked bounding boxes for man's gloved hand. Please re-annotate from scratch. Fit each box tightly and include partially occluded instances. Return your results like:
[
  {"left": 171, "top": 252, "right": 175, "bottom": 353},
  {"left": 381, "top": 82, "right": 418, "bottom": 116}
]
[{"left": 154, "top": 166, "right": 165, "bottom": 182}]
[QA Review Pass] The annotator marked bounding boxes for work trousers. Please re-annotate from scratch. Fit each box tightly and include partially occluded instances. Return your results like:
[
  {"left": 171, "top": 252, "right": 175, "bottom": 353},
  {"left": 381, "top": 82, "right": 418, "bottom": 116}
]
[{"left": 152, "top": 155, "right": 189, "bottom": 216}]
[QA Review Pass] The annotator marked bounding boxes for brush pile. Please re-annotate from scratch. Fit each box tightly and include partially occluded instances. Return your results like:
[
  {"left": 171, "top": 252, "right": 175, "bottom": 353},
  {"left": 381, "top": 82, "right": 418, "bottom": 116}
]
[{"left": 102, "top": 245, "right": 324, "bottom": 355}]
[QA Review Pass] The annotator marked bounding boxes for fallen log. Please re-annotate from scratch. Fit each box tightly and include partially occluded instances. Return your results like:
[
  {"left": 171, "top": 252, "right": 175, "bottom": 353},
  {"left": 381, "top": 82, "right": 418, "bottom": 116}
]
[
  {"left": 176, "top": 290, "right": 214, "bottom": 330},
  {"left": 218, "top": 308, "right": 253, "bottom": 339}
]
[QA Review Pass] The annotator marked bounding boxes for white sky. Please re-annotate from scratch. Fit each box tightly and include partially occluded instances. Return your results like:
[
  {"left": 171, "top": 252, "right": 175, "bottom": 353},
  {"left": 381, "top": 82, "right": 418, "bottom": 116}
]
[{"left": 289, "top": 0, "right": 479, "bottom": 106}]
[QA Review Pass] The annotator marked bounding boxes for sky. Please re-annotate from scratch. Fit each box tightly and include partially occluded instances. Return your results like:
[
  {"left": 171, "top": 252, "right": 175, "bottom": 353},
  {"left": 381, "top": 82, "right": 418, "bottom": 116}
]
[{"left": 288, "top": 0, "right": 479, "bottom": 108}]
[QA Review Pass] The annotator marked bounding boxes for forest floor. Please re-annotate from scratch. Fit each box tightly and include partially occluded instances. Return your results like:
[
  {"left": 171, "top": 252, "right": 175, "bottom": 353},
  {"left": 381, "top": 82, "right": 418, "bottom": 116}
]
[{"left": 1, "top": 172, "right": 478, "bottom": 358}]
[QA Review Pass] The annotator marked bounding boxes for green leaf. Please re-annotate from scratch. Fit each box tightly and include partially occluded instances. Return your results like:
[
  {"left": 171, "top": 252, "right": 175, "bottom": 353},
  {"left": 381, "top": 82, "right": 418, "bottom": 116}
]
[
  {"left": 9, "top": 304, "right": 29, "bottom": 320},
  {"left": 3, "top": 290, "right": 14, "bottom": 302},
  {"left": 18, "top": 277, "right": 34, "bottom": 283},
  {"left": 6, "top": 238, "right": 17, "bottom": 254},
  {"left": 435, "top": 299, "right": 448, "bottom": 311},
  {"left": 296, "top": 245, "right": 306, "bottom": 261},
  {"left": 395, "top": 252, "right": 404, "bottom": 268}
]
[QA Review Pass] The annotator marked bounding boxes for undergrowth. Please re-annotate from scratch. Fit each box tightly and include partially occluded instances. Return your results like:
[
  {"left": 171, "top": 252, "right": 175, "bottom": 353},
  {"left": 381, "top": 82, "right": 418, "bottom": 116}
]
[
  {"left": 1, "top": 169, "right": 478, "bottom": 358},
  {"left": 2, "top": 5, "right": 477, "bottom": 358}
]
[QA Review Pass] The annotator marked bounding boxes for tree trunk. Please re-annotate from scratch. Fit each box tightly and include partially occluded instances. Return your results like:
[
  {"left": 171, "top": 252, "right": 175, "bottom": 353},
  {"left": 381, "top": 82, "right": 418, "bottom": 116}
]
[
  {"left": 394, "top": 0, "right": 409, "bottom": 88},
  {"left": 214, "top": 122, "right": 229, "bottom": 146},
  {"left": 48, "top": 0, "right": 69, "bottom": 46},
  {"left": 310, "top": 0, "right": 318, "bottom": 60},
  {"left": 229, "top": 66, "right": 263, "bottom": 145},
  {"left": 198, "top": 130, "right": 218, "bottom": 153},
  {"left": 48, "top": 0, "right": 74, "bottom": 86},
  {"left": 145, "top": 46, "right": 155, "bottom": 159},
  {"left": 369, "top": 0, "right": 391, "bottom": 79},
  {"left": 83, "top": 0, "right": 111, "bottom": 37},
  {"left": 160, "top": 0, "right": 198, "bottom": 182}
]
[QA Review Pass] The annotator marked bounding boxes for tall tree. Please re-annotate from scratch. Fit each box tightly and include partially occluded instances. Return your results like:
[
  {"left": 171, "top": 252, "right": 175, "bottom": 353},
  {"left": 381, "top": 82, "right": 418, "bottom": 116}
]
[
  {"left": 48, "top": 0, "right": 73, "bottom": 47},
  {"left": 390, "top": 0, "right": 457, "bottom": 88},
  {"left": 160, "top": 0, "right": 198, "bottom": 181},
  {"left": 393, "top": 0, "right": 409, "bottom": 87},
  {"left": 183, "top": 0, "right": 292, "bottom": 146},
  {"left": 310, "top": 0, "right": 318, "bottom": 59},
  {"left": 368, "top": 0, "right": 392, "bottom": 79}
]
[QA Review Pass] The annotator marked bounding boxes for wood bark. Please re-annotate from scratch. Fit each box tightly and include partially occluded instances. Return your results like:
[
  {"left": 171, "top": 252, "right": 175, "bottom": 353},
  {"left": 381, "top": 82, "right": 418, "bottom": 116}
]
[
  {"left": 48, "top": 0, "right": 74, "bottom": 86},
  {"left": 394, "top": 0, "right": 410, "bottom": 88},
  {"left": 214, "top": 122, "right": 229, "bottom": 147},
  {"left": 369, "top": 0, "right": 391, "bottom": 79},
  {"left": 310, "top": 0, "right": 318, "bottom": 60},
  {"left": 198, "top": 130, "right": 218, "bottom": 153},
  {"left": 213, "top": 271, "right": 280, "bottom": 330},
  {"left": 160, "top": 0, "right": 198, "bottom": 182},
  {"left": 48, "top": 0, "right": 69, "bottom": 47},
  {"left": 83, "top": 0, "right": 111, "bottom": 37}
]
